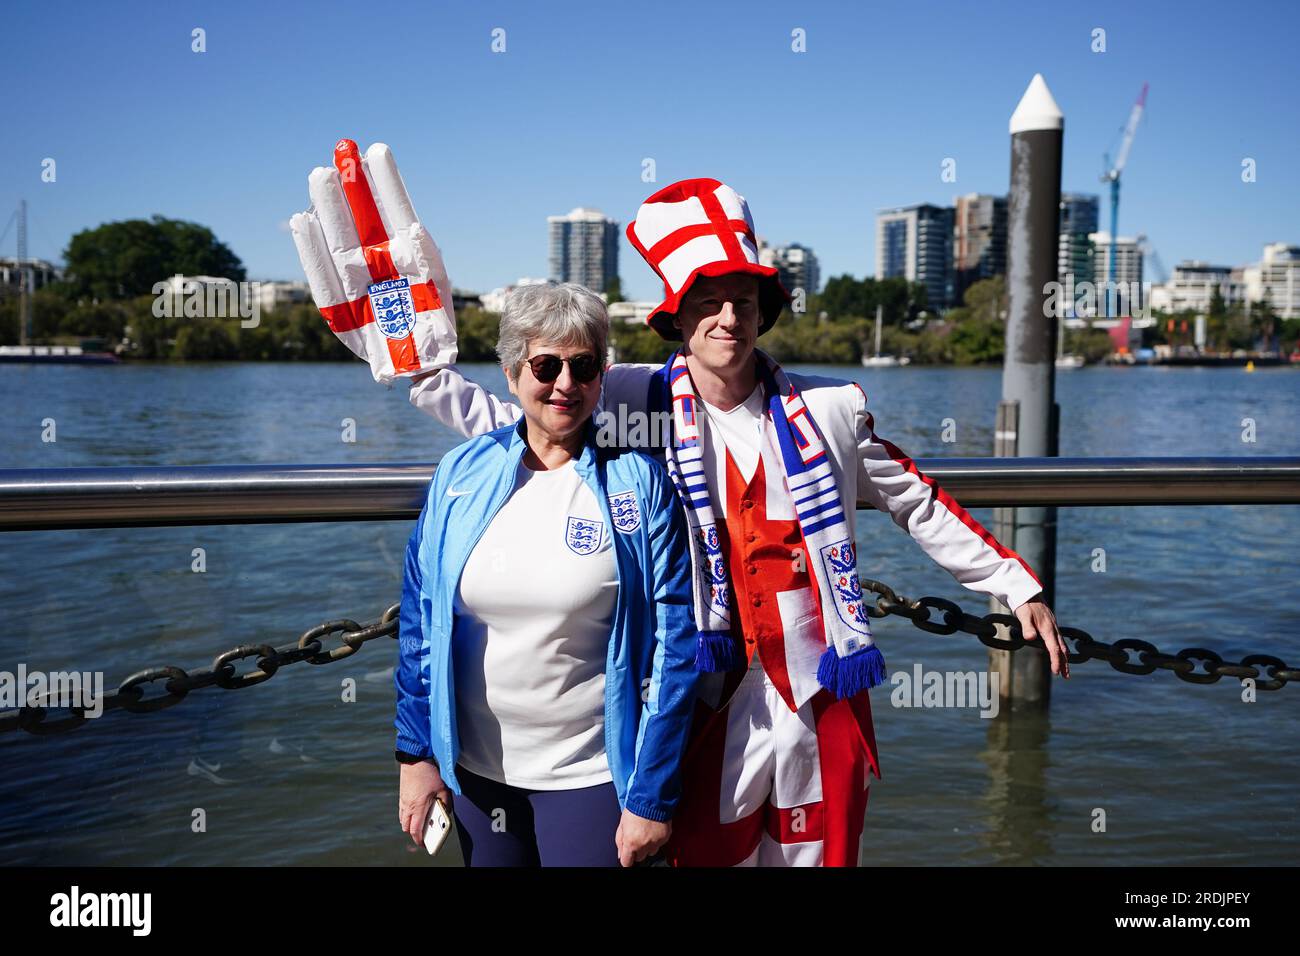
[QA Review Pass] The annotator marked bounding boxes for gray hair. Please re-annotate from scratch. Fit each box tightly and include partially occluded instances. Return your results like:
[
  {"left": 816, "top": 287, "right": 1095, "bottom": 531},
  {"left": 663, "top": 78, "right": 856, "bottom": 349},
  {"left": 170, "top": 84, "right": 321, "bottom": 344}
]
[{"left": 496, "top": 282, "right": 609, "bottom": 379}]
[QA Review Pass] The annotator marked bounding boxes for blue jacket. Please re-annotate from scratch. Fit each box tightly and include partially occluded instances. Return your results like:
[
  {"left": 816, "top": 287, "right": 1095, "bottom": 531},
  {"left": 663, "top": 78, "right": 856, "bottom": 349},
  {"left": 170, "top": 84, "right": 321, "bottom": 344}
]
[{"left": 394, "top": 416, "right": 701, "bottom": 821}]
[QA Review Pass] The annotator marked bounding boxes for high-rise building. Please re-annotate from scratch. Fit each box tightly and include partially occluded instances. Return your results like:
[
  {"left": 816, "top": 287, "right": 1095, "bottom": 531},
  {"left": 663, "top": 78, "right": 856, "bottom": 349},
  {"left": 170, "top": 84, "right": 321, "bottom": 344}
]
[
  {"left": 876, "top": 204, "right": 954, "bottom": 310},
  {"left": 547, "top": 207, "right": 620, "bottom": 294},
  {"left": 952, "top": 193, "right": 1007, "bottom": 305},
  {"left": 1088, "top": 232, "right": 1143, "bottom": 316},
  {"left": 1243, "top": 242, "right": 1300, "bottom": 319},
  {"left": 1148, "top": 261, "right": 1244, "bottom": 314},
  {"left": 759, "top": 239, "right": 821, "bottom": 297},
  {"left": 1057, "top": 193, "right": 1100, "bottom": 289}
]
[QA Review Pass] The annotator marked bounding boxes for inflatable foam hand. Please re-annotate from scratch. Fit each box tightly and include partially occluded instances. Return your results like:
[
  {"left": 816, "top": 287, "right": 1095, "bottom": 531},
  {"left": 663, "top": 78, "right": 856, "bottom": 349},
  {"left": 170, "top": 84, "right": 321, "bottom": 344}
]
[{"left": 290, "top": 139, "right": 456, "bottom": 385}]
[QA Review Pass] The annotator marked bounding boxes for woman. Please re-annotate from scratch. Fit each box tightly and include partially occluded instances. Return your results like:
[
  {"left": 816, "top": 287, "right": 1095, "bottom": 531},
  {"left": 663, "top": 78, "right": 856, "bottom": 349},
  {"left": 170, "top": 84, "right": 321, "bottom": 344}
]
[{"left": 393, "top": 282, "right": 700, "bottom": 866}]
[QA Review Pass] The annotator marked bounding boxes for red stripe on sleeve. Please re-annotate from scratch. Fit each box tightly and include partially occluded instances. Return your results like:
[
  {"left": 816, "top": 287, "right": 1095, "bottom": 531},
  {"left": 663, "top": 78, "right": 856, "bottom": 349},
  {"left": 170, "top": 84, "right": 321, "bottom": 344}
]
[{"left": 864, "top": 407, "right": 1044, "bottom": 589}]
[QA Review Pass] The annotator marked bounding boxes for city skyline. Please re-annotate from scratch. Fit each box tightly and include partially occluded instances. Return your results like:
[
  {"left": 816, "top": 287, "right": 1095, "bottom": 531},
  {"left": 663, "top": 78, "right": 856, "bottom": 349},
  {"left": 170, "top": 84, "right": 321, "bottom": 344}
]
[{"left": 2, "top": 1, "right": 1296, "bottom": 303}]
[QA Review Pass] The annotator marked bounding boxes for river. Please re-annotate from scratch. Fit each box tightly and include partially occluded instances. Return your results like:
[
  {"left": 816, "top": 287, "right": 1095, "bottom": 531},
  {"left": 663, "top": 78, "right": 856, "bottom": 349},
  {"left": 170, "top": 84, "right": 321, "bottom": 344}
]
[{"left": 1, "top": 360, "right": 1296, "bottom": 865}]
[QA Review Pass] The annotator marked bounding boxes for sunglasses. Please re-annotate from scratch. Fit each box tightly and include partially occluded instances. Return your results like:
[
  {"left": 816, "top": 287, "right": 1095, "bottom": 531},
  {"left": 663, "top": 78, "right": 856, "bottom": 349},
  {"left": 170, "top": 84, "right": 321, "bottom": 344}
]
[{"left": 523, "top": 353, "right": 603, "bottom": 384}]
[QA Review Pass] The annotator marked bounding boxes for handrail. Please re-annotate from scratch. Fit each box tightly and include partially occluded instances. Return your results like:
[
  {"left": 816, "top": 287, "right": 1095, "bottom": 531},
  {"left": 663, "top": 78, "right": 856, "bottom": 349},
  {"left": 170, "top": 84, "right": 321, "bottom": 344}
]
[{"left": 2, "top": 457, "right": 1297, "bottom": 532}]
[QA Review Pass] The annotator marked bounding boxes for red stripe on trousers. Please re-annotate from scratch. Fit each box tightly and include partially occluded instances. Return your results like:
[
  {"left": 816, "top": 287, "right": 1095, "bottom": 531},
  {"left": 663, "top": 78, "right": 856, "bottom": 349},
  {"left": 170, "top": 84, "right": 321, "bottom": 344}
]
[
  {"left": 662, "top": 686, "right": 879, "bottom": 867},
  {"left": 811, "top": 689, "right": 873, "bottom": 867},
  {"left": 662, "top": 699, "right": 766, "bottom": 867}
]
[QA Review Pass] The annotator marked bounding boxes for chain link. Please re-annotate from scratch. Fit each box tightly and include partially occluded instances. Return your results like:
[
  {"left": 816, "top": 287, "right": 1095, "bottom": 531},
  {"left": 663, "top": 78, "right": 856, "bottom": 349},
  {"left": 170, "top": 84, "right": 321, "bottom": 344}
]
[
  {"left": 860, "top": 580, "right": 1297, "bottom": 691},
  {"left": 2, "top": 581, "right": 1294, "bottom": 738},
  {"left": 0, "top": 604, "right": 400, "bottom": 737}
]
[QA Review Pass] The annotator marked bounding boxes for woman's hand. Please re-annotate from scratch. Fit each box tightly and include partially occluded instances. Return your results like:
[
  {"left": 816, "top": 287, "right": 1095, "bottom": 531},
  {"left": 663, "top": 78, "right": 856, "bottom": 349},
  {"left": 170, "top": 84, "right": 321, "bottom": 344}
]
[
  {"left": 615, "top": 809, "right": 671, "bottom": 867},
  {"left": 1014, "top": 594, "right": 1071, "bottom": 679},
  {"left": 398, "top": 759, "right": 453, "bottom": 847}
]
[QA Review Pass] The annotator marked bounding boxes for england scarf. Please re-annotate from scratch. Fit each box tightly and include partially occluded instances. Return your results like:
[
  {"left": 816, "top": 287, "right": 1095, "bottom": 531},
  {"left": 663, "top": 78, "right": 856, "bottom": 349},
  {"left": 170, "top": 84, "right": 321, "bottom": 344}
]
[{"left": 655, "top": 349, "right": 887, "bottom": 699}]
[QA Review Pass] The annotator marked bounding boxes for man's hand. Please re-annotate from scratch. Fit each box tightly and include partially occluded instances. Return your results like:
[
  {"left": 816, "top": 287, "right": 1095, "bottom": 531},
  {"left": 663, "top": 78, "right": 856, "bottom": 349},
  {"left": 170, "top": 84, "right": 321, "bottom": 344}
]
[
  {"left": 290, "top": 139, "right": 457, "bottom": 385},
  {"left": 615, "top": 809, "right": 671, "bottom": 867},
  {"left": 398, "top": 759, "right": 453, "bottom": 848},
  {"left": 1014, "top": 595, "right": 1070, "bottom": 679}
]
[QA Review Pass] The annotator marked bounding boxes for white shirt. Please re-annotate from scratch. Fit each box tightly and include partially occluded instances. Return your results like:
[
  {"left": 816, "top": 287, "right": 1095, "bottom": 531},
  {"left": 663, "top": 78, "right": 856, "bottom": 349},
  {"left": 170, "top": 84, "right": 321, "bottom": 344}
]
[
  {"left": 452, "top": 458, "right": 618, "bottom": 789},
  {"left": 697, "top": 381, "right": 766, "bottom": 513}
]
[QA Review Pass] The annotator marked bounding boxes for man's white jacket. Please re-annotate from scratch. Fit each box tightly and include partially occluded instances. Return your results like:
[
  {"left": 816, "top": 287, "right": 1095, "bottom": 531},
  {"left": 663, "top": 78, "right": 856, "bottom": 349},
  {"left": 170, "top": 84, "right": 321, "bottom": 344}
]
[{"left": 407, "top": 360, "right": 1045, "bottom": 628}]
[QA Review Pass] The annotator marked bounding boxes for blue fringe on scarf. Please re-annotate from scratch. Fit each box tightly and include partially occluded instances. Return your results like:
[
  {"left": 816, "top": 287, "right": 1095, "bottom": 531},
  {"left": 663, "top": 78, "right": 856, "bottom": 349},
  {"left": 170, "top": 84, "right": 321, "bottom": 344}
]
[
  {"left": 817, "top": 644, "right": 888, "bottom": 699},
  {"left": 695, "top": 630, "right": 744, "bottom": 672}
]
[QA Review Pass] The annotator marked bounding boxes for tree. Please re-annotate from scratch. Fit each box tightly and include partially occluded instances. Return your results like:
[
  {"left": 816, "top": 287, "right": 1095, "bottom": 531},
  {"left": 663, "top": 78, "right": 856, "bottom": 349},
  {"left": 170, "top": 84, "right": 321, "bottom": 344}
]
[
  {"left": 63, "top": 216, "right": 245, "bottom": 301},
  {"left": 1209, "top": 284, "right": 1227, "bottom": 320},
  {"left": 604, "top": 276, "right": 625, "bottom": 305}
]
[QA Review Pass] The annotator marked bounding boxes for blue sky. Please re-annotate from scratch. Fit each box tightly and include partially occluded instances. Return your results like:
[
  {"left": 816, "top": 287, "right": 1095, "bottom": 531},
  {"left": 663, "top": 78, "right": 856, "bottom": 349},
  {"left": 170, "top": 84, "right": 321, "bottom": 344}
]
[{"left": 2, "top": 0, "right": 1296, "bottom": 301}]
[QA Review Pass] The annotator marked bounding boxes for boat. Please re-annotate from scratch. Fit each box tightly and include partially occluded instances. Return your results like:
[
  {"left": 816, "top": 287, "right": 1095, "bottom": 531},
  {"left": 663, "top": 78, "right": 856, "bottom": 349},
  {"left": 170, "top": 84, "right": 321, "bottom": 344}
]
[
  {"left": 1055, "top": 313, "right": 1085, "bottom": 369},
  {"left": 0, "top": 345, "right": 121, "bottom": 365},
  {"left": 861, "top": 305, "right": 911, "bottom": 367}
]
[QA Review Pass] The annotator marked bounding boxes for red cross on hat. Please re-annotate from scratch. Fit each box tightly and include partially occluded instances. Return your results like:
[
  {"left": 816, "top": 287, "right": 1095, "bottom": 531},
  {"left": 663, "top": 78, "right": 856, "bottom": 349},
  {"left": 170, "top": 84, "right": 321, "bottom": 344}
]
[{"left": 626, "top": 178, "right": 792, "bottom": 340}]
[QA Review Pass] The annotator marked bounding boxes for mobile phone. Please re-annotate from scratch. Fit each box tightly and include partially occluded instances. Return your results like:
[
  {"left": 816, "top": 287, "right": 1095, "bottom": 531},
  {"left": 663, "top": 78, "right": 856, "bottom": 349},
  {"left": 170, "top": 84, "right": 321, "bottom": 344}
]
[{"left": 424, "top": 797, "right": 453, "bottom": 856}]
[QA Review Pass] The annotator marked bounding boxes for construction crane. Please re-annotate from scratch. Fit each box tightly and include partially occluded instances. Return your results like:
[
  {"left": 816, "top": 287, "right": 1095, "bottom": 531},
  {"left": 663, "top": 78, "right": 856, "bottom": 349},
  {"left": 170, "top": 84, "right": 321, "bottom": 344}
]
[
  {"left": 1100, "top": 83, "right": 1148, "bottom": 296},
  {"left": 1136, "top": 233, "right": 1167, "bottom": 285}
]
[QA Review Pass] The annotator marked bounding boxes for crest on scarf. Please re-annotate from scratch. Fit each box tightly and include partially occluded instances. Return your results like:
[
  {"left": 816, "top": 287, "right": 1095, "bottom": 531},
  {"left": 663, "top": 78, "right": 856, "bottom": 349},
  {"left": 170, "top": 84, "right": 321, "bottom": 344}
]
[
  {"left": 698, "top": 523, "right": 730, "bottom": 620},
  {"left": 606, "top": 491, "right": 641, "bottom": 534},
  {"left": 367, "top": 277, "right": 415, "bottom": 340},
  {"left": 819, "top": 539, "right": 870, "bottom": 636},
  {"left": 565, "top": 516, "right": 604, "bottom": 555}
]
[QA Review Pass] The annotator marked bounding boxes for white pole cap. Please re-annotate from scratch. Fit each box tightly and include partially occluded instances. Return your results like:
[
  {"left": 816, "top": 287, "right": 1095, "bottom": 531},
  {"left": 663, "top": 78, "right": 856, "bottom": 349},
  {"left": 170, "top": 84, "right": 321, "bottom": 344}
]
[{"left": 1010, "top": 73, "right": 1064, "bottom": 134}]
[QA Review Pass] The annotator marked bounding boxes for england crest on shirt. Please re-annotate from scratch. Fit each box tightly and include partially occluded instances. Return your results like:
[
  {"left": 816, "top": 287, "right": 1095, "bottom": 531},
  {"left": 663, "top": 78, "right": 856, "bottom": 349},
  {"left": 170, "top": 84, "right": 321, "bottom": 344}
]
[
  {"left": 367, "top": 277, "right": 415, "bottom": 340},
  {"left": 565, "top": 516, "right": 604, "bottom": 555},
  {"left": 606, "top": 491, "right": 641, "bottom": 534}
]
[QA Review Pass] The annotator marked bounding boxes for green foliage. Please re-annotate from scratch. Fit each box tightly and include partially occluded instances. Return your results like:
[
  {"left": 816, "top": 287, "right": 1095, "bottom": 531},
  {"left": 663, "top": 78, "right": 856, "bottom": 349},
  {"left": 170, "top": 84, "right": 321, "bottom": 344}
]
[
  {"left": 454, "top": 306, "right": 502, "bottom": 361},
  {"left": 812, "top": 275, "right": 925, "bottom": 323},
  {"left": 173, "top": 319, "right": 239, "bottom": 360},
  {"left": 1280, "top": 316, "right": 1300, "bottom": 353},
  {"left": 610, "top": 321, "right": 676, "bottom": 363},
  {"left": 945, "top": 317, "right": 1005, "bottom": 364},
  {"left": 762, "top": 314, "right": 869, "bottom": 363},
  {"left": 63, "top": 215, "right": 245, "bottom": 300},
  {"left": 604, "top": 276, "right": 625, "bottom": 305}
]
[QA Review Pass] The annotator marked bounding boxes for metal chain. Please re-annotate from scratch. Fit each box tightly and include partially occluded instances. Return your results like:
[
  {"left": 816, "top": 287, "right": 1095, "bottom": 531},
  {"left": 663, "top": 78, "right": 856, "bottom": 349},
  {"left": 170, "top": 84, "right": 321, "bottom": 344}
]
[
  {"left": 0, "top": 605, "right": 400, "bottom": 737},
  {"left": 858, "top": 578, "right": 1297, "bottom": 691},
  {"left": 3, "top": 580, "right": 1295, "bottom": 738}
]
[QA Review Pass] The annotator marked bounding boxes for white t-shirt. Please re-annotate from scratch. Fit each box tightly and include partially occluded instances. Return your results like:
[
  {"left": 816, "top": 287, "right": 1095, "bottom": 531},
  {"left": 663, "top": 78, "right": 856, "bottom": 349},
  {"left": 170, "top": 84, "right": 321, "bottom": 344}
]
[
  {"left": 452, "top": 458, "right": 618, "bottom": 789},
  {"left": 697, "top": 381, "right": 766, "bottom": 513}
]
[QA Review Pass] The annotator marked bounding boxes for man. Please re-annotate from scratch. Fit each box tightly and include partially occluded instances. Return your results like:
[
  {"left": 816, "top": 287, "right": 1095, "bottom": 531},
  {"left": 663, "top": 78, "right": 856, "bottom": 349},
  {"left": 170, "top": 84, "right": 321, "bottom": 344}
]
[{"left": 292, "top": 148, "right": 1070, "bottom": 866}]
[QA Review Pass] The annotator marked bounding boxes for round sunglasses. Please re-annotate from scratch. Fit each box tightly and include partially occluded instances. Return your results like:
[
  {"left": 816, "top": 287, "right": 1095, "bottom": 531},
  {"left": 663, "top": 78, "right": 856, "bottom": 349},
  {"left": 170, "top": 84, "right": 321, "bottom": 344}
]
[{"left": 523, "top": 352, "right": 603, "bottom": 384}]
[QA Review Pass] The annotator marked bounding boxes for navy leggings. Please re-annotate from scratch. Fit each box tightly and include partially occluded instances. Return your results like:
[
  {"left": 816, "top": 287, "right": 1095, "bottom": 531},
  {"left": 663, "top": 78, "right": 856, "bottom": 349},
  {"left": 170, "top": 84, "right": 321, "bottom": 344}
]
[{"left": 451, "top": 765, "right": 624, "bottom": 867}]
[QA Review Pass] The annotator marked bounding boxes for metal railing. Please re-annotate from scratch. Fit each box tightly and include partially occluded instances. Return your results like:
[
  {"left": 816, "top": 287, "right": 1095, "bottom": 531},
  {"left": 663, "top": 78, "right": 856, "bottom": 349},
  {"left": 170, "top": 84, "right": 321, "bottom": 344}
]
[{"left": 2, "top": 456, "right": 1298, "bottom": 531}]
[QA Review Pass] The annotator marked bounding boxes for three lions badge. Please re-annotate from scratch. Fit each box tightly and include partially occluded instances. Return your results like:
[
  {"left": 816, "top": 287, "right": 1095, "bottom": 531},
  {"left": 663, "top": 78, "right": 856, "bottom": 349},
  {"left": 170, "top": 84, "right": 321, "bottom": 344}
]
[
  {"left": 367, "top": 277, "right": 415, "bottom": 340},
  {"left": 607, "top": 492, "right": 641, "bottom": 534},
  {"left": 565, "top": 517, "right": 604, "bottom": 555},
  {"left": 564, "top": 493, "right": 640, "bottom": 556}
]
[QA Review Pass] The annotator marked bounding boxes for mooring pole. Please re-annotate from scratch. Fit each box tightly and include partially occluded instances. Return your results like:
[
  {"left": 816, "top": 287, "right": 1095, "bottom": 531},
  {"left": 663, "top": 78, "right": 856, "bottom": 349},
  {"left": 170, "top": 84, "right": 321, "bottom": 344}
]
[{"left": 992, "top": 74, "right": 1063, "bottom": 708}]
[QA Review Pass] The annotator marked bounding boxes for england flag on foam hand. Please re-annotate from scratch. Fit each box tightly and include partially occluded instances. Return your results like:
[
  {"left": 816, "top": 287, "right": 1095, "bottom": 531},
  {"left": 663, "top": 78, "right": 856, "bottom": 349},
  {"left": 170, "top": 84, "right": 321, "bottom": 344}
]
[{"left": 290, "top": 139, "right": 457, "bottom": 385}]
